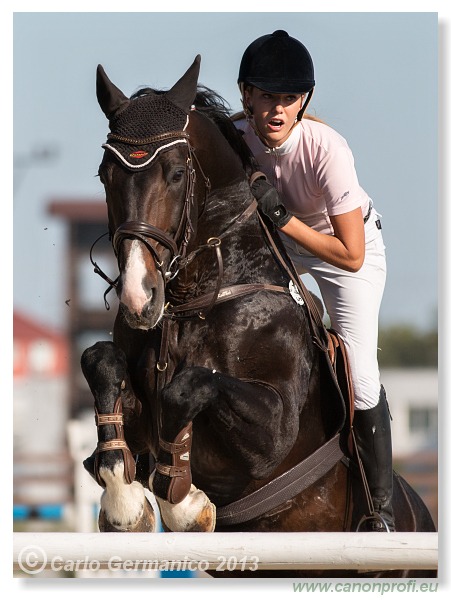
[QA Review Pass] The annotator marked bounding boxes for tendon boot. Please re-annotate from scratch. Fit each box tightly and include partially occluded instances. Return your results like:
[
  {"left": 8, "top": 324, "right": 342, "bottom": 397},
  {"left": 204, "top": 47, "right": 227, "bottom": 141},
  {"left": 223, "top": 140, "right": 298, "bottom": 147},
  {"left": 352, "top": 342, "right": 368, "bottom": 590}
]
[{"left": 352, "top": 386, "right": 396, "bottom": 531}]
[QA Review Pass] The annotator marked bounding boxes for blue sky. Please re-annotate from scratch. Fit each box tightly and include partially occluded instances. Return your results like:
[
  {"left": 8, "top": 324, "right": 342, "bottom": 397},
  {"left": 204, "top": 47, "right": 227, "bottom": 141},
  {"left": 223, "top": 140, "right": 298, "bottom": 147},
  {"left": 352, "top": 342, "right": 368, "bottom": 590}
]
[{"left": 11, "top": 10, "right": 440, "bottom": 331}]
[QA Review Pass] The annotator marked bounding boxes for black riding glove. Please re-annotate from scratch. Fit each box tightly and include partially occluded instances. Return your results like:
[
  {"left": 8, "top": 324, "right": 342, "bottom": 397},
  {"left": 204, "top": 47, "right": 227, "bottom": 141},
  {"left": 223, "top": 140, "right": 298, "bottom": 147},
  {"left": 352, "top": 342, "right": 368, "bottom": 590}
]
[{"left": 251, "top": 178, "right": 292, "bottom": 228}]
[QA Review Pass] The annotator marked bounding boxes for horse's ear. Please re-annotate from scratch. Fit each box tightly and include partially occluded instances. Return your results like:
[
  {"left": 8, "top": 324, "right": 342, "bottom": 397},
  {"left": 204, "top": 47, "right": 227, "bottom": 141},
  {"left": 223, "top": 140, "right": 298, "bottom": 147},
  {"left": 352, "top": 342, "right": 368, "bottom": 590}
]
[
  {"left": 96, "top": 65, "right": 130, "bottom": 120},
  {"left": 165, "top": 55, "right": 201, "bottom": 113}
]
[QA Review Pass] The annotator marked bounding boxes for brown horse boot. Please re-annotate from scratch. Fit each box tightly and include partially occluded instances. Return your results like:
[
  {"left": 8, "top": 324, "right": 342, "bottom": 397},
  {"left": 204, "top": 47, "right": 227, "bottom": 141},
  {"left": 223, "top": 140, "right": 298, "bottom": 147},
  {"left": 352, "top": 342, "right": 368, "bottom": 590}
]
[
  {"left": 353, "top": 386, "right": 395, "bottom": 532},
  {"left": 156, "top": 422, "right": 193, "bottom": 504}
]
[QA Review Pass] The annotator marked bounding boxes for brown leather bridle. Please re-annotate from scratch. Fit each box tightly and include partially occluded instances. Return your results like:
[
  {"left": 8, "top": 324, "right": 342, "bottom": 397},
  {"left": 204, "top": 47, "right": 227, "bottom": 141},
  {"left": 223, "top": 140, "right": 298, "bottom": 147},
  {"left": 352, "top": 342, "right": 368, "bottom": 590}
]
[
  {"left": 90, "top": 131, "right": 208, "bottom": 305},
  {"left": 90, "top": 134, "right": 272, "bottom": 321}
]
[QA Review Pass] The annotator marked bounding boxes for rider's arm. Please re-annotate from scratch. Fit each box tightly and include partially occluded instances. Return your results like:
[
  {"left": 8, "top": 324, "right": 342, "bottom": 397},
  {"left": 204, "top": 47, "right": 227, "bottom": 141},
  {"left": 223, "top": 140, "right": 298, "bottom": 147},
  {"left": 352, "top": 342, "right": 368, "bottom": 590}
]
[{"left": 280, "top": 208, "right": 365, "bottom": 272}]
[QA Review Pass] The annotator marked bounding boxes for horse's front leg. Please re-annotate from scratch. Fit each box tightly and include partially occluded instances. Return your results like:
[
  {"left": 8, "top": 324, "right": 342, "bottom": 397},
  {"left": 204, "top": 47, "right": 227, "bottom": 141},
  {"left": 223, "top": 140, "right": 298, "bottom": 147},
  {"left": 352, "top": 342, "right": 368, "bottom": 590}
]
[
  {"left": 151, "top": 366, "right": 296, "bottom": 532},
  {"left": 81, "top": 341, "right": 155, "bottom": 532},
  {"left": 149, "top": 369, "right": 216, "bottom": 532}
]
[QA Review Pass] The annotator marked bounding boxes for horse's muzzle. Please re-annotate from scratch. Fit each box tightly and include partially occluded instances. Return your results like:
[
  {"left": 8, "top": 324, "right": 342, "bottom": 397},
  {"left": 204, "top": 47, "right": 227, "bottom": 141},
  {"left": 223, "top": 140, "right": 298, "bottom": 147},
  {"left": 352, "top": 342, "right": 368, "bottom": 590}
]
[{"left": 119, "top": 299, "right": 164, "bottom": 330}]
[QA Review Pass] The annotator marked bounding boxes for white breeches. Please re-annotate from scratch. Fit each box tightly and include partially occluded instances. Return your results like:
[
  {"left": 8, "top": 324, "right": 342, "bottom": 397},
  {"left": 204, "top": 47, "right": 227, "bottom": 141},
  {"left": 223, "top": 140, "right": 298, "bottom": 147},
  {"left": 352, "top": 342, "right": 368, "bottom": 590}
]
[{"left": 280, "top": 209, "right": 386, "bottom": 410}]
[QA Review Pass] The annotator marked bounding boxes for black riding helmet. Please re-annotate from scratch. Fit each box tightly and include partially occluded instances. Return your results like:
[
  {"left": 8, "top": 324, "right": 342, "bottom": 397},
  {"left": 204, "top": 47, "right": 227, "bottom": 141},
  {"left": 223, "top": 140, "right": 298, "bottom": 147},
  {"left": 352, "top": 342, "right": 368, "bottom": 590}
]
[
  {"left": 238, "top": 30, "right": 315, "bottom": 122},
  {"left": 238, "top": 30, "right": 315, "bottom": 94}
]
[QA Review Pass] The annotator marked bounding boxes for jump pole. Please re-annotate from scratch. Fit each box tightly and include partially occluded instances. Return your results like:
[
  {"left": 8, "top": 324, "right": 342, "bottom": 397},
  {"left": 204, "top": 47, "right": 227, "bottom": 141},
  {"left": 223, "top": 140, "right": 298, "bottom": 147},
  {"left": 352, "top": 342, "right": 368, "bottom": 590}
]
[{"left": 13, "top": 531, "right": 438, "bottom": 572}]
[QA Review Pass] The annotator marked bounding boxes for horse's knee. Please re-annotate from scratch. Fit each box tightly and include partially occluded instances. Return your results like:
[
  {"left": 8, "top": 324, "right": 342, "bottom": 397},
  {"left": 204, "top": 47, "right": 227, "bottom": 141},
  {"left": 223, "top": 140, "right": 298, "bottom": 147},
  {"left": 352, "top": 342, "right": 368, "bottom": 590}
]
[
  {"left": 162, "top": 366, "right": 217, "bottom": 426},
  {"left": 81, "top": 341, "right": 127, "bottom": 398}
]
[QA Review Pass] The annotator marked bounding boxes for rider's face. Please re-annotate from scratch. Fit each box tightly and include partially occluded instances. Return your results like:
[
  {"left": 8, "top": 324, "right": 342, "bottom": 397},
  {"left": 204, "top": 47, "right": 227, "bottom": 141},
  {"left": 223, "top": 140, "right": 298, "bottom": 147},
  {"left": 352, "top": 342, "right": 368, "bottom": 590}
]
[{"left": 245, "top": 87, "right": 304, "bottom": 147}]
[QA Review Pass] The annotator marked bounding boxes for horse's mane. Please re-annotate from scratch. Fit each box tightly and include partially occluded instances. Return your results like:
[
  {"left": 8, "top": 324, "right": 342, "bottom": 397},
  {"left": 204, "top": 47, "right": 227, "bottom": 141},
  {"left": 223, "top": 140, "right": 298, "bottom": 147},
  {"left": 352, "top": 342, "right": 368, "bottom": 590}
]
[
  {"left": 131, "top": 85, "right": 257, "bottom": 175},
  {"left": 193, "top": 86, "right": 257, "bottom": 175}
]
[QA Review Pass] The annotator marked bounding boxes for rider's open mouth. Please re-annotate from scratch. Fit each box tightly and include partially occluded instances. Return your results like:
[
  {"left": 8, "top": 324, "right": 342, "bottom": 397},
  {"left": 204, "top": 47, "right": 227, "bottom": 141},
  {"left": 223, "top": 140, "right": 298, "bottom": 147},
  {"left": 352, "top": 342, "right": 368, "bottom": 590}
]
[{"left": 268, "top": 119, "right": 284, "bottom": 131}]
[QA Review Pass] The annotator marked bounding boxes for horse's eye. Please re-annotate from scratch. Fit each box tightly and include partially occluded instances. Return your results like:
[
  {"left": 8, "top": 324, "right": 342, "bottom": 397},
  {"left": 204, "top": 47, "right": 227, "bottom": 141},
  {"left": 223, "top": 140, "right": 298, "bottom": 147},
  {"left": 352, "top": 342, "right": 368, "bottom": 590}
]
[{"left": 171, "top": 168, "right": 185, "bottom": 183}]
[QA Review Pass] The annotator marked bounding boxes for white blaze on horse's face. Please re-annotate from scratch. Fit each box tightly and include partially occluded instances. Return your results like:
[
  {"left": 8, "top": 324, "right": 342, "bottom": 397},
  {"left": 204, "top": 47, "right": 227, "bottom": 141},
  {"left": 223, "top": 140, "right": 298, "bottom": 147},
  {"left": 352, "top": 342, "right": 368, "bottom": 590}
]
[
  {"left": 120, "top": 241, "right": 149, "bottom": 310},
  {"left": 119, "top": 240, "right": 164, "bottom": 329}
]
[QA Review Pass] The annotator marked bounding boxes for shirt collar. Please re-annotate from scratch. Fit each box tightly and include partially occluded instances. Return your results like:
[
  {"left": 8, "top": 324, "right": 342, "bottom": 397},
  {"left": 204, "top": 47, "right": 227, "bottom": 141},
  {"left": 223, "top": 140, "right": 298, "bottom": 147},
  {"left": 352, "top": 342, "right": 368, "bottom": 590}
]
[{"left": 263, "top": 122, "right": 301, "bottom": 155}]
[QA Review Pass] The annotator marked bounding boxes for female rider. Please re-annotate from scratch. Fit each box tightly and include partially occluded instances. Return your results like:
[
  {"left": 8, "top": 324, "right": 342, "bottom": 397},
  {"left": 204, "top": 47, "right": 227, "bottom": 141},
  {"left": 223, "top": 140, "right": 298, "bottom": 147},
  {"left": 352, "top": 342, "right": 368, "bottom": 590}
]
[{"left": 234, "top": 30, "right": 394, "bottom": 531}]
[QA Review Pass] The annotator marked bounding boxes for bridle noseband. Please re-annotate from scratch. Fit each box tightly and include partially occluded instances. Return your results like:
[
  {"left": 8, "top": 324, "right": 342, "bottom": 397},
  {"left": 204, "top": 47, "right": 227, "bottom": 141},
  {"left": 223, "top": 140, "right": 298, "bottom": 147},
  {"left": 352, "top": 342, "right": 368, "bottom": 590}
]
[{"left": 112, "top": 220, "right": 180, "bottom": 276}]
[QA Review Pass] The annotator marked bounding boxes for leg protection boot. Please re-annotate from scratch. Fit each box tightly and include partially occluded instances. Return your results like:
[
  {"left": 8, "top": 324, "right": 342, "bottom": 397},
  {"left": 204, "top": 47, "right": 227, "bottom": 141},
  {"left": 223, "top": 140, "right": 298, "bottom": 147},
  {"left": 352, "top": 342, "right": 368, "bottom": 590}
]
[{"left": 353, "top": 385, "right": 395, "bottom": 531}]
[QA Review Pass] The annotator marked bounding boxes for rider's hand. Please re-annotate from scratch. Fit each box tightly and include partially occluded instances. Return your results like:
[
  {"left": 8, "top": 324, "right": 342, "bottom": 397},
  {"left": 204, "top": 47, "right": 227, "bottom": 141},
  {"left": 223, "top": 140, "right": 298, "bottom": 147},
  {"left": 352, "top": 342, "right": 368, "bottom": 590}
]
[{"left": 251, "top": 178, "right": 293, "bottom": 229}]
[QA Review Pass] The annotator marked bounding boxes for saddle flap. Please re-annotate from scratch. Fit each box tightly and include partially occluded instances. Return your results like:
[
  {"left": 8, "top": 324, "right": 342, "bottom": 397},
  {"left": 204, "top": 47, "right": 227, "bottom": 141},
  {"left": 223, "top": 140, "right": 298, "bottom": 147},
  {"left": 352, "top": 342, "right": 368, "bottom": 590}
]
[
  {"left": 327, "top": 330, "right": 354, "bottom": 411},
  {"left": 317, "top": 329, "right": 354, "bottom": 455}
]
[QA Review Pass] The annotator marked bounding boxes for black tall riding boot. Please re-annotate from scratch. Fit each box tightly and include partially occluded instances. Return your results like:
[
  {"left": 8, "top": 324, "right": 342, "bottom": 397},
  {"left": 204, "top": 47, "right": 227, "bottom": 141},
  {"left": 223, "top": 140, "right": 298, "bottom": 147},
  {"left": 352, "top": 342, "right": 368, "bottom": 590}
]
[{"left": 353, "top": 385, "right": 395, "bottom": 531}]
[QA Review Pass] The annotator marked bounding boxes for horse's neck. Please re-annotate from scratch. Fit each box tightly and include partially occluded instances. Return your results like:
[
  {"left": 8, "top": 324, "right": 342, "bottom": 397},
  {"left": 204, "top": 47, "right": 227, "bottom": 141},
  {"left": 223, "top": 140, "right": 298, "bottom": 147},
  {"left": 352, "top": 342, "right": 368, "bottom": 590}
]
[
  {"left": 167, "top": 195, "right": 281, "bottom": 306},
  {"left": 172, "top": 114, "right": 286, "bottom": 294},
  {"left": 201, "top": 181, "right": 253, "bottom": 232},
  {"left": 189, "top": 111, "right": 249, "bottom": 189}
]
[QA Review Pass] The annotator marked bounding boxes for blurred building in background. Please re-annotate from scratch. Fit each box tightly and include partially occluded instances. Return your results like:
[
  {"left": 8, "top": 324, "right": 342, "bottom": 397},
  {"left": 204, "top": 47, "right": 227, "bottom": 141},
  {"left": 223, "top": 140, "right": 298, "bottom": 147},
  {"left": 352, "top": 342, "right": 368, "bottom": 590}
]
[
  {"left": 47, "top": 200, "right": 118, "bottom": 417},
  {"left": 381, "top": 368, "right": 438, "bottom": 525},
  {"left": 13, "top": 311, "right": 72, "bottom": 513}
]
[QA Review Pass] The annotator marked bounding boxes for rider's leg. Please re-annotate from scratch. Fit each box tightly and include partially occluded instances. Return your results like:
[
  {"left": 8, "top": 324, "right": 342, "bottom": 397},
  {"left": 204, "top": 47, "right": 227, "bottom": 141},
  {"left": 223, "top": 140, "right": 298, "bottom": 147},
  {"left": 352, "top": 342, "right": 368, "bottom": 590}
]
[
  {"left": 280, "top": 212, "right": 394, "bottom": 530},
  {"left": 353, "top": 385, "right": 395, "bottom": 531}
]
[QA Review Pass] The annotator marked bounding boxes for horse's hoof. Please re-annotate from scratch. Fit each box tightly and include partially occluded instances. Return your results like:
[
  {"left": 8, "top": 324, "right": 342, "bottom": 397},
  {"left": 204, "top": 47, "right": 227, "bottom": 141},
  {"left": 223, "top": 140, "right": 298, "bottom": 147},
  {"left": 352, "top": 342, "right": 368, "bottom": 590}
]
[
  {"left": 159, "top": 487, "right": 216, "bottom": 533},
  {"left": 150, "top": 474, "right": 216, "bottom": 532},
  {"left": 98, "top": 496, "right": 156, "bottom": 532},
  {"left": 183, "top": 500, "right": 216, "bottom": 532}
]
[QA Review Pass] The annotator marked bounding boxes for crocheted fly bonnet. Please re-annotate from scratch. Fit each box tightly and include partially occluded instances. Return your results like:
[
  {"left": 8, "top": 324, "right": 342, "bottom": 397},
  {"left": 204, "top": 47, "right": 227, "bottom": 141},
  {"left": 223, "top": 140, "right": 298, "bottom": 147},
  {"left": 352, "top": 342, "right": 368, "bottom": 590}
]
[{"left": 97, "top": 56, "right": 201, "bottom": 170}]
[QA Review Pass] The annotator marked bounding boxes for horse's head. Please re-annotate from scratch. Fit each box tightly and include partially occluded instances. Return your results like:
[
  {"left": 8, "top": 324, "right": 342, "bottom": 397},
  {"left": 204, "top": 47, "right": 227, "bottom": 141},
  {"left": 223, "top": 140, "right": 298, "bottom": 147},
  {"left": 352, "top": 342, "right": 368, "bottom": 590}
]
[{"left": 97, "top": 57, "right": 202, "bottom": 330}]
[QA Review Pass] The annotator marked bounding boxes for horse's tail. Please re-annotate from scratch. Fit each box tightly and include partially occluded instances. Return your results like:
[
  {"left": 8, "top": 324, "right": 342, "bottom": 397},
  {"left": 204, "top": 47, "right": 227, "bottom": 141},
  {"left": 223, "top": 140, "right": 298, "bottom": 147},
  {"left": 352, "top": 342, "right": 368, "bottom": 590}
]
[{"left": 393, "top": 471, "right": 436, "bottom": 532}]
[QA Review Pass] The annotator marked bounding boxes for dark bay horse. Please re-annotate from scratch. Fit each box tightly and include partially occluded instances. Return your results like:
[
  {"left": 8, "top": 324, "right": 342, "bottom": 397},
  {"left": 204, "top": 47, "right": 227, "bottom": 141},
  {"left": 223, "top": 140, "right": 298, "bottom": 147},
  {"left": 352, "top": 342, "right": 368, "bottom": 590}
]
[{"left": 81, "top": 56, "right": 436, "bottom": 578}]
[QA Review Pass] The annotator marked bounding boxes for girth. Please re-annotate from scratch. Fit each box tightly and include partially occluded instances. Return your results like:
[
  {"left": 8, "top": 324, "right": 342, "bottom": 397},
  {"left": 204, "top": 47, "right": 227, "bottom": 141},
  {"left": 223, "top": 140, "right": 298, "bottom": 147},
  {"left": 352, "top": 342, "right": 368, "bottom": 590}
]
[{"left": 215, "top": 433, "right": 344, "bottom": 526}]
